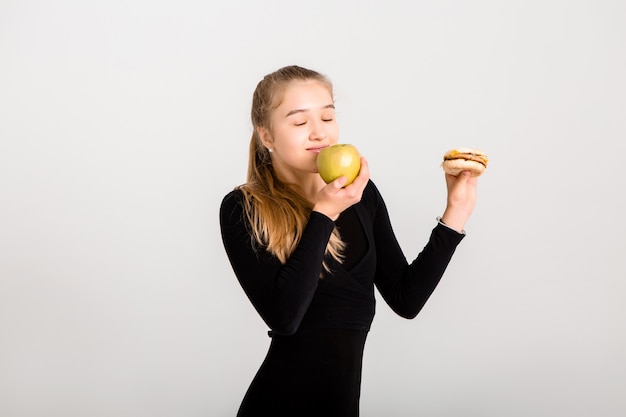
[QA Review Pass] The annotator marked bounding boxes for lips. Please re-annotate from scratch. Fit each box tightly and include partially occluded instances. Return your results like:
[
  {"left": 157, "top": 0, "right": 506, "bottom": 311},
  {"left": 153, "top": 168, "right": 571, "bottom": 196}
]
[{"left": 307, "top": 145, "right": 328, "bottom": 154}]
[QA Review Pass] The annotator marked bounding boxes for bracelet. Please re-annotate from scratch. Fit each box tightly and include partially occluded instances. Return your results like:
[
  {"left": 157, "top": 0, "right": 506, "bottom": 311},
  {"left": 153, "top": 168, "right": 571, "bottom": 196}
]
[{"left": 436, "top": 216, "right": 466, "bottom": 235}]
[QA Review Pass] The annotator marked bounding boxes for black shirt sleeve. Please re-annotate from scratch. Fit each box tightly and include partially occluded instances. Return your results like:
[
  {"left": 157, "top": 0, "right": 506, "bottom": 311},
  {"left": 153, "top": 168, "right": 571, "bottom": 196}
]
[
  {"left": 219, "top": 190, "right": 335, "bottom": 335},
  {"left": 368, "top": 183, "right": 466, "bottom": 319}
]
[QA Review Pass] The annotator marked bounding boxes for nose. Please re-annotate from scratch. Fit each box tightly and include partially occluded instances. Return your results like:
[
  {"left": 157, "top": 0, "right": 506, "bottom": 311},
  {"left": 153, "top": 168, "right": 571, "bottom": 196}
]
[{"left": 309, "top": 120, "right": 327, "bottom": 141}]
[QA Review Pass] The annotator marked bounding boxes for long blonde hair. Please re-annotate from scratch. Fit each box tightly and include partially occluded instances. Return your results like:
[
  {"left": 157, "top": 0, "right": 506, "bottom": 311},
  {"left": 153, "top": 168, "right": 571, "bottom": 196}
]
[{"left": 237, "top": 65, "right": 344, "bottom": 272}]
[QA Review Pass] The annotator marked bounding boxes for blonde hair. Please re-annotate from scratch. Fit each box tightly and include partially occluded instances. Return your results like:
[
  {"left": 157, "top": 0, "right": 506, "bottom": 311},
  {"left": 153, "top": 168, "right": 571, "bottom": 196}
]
[{"left": 237, "top": 65, "right": 344, "bottom": 272}]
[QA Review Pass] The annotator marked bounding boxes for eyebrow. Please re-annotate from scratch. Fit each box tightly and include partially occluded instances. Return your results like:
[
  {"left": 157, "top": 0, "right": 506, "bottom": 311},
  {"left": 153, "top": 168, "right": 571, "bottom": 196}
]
[{"left": 285, "top": 104, "right": 335, "bottom": 118}]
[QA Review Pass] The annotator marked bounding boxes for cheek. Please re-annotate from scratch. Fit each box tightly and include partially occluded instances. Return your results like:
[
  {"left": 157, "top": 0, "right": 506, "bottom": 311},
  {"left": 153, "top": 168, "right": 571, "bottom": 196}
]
[
  {"left": 330, "top": 123, "right": 340, "bottom": 140},
  {"left": 270, "top": 124, "right": 292, "bottom": 142},
  {"left": 271, "top": 127, "right": 303, "bottom": 152}
]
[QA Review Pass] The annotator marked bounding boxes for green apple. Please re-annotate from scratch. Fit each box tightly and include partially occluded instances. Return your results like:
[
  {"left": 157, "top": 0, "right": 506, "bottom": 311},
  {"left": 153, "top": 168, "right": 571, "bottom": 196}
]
[{"left": 316, "top": 144, "right": 361, "bottom": 186}]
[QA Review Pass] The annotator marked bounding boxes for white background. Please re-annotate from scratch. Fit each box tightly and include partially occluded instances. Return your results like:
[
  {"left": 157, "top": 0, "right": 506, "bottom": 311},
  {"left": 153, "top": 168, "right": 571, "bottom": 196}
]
[{"left": 1, "top": 1, "right": 625, "bottom": 416}]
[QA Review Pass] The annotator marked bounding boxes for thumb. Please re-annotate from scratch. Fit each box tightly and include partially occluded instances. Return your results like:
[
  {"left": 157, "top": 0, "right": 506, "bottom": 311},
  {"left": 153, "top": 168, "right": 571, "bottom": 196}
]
[
  {"left": 449, "top": 171, "right": 470, "bottom": 191},
  {"left": 457, "top": 170, "right": 471, "bottom": 183},
  {"left": 332, "top": 176, "right": 347, "bottom": 189}
]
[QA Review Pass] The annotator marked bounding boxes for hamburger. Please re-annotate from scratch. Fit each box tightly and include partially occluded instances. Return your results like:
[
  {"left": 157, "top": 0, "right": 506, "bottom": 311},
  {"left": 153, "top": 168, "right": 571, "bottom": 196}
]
[{"left": 441, "top": 148, "right": 488, "bottom": 177}]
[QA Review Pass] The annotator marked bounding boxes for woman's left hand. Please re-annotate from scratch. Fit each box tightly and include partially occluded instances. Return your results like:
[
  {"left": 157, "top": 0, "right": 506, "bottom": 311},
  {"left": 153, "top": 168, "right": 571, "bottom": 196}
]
[
  {"left": 440, "top": 171, "right": 478, "bottom": 233},
  {"left": 313, "top": 157, "right": 370, "bottom": 221}
]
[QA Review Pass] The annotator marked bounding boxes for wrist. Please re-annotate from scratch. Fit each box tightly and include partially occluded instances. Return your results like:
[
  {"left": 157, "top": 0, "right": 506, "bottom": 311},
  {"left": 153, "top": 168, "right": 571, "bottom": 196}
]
[
  {"left": 439, "top": 210, "right": 467, "bottom": 234},
  {"left": 312, "top": 206, "right": 339, "bottom": 221}
]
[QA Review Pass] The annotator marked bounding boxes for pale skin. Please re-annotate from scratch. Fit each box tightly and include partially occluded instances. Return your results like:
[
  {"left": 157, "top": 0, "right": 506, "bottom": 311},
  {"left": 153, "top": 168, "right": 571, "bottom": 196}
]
[{"left": 258, "top": 79, "right": 477, "bottom": 232}]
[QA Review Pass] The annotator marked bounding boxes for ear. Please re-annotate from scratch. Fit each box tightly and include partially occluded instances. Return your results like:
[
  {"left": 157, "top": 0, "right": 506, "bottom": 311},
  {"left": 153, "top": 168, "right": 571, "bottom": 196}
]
[{"left": 256, "top": 126, "right": 273, "bottom": 151}]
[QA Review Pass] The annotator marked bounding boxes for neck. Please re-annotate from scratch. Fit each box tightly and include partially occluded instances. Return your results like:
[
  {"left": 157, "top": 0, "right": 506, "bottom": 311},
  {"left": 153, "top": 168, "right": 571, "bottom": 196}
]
[
  {"left": 273, "top": 166, "right": 326, "bottom": 203},
  {"left": 298, "top": 176, "right": 327, "bottom": 203}
]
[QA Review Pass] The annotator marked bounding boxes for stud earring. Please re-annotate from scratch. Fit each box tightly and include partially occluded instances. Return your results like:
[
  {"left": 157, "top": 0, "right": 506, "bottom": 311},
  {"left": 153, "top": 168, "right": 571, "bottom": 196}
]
[{"left": 268, "top": 148, "right": 273, "bottom": 153}]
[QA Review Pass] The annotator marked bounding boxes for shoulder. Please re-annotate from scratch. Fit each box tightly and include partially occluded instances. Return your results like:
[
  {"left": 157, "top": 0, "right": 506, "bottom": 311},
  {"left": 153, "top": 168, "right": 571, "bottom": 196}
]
[
  {"left": 360, "top": 179, "right": 385, "bottom": 210},
  {"left": 219, "top": 188, "right": 245, "bottom": 226},
  {"left": 221, "top": 188, "right": 244, "bottom": 207}
]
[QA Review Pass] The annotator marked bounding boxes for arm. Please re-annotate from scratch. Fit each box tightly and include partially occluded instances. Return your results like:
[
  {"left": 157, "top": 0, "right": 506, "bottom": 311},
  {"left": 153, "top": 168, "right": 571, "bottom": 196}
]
[
  {"left": 441, "top": 170, "right": 478, "bottom": 232},
  {"left": 371, "top": 184, "right": 466, "bottom": 319},
  {"left": 219, "top": 191, "right": 335, "bottom": 335}
]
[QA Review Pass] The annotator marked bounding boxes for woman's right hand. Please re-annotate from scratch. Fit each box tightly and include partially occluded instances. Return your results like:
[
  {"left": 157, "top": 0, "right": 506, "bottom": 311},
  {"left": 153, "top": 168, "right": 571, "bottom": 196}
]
[{"left": 313, "top": 157, "right": 370, "bottom": 221}]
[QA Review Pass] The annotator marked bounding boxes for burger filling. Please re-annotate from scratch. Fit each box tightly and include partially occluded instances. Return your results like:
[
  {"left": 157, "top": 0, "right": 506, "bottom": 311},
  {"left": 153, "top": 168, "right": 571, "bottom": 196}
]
[{"left": 444, "top": 151, "right": 488, "bottom": 167}]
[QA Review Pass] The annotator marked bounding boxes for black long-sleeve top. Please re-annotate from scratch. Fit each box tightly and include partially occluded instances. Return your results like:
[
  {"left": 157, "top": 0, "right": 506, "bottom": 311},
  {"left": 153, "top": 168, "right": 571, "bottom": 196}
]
[{"left": 219, "top": 180, "right": 464, "bottom": 336}]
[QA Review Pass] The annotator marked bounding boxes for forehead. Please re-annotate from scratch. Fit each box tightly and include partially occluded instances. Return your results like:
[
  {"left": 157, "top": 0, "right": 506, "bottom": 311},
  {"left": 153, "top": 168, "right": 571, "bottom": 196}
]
[{"left": 275, "top": 79, "right": 333, "bottom": 110}]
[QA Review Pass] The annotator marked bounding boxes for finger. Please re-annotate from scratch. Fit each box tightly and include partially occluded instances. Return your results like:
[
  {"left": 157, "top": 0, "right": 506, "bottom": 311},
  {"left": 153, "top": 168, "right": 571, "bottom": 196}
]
[
  {"left": 353, "top": 157, "right": 370, "bottom": 184},
  {"left": 455, "top": 171, "right": 480, "bottom": 190},
  {"left": 444, "top": 173, "right": 455, "bottom": 188},
  {"left": 330, "top": 175, "right": 347, "bottom": 190},
  {"left": 359, "top": 157, "right": 369, "bottom": 174},
  {"left": 445, "top": 172, "right": 462, "bottom": 190},
  {"left": 342, "top": 160, "right": 368, "bottom": 193},
  {"left": 445, "top": 171, "right": 469, "bottom": 196},
  {"left": 453, "top": 171, "right": 471, "bottom": 186}
]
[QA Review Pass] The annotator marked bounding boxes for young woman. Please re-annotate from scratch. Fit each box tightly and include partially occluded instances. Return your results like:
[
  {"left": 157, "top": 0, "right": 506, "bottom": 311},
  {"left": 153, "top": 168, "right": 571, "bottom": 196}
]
[{"left": 219, "top": 65, "right": 478, "bottom": 416}]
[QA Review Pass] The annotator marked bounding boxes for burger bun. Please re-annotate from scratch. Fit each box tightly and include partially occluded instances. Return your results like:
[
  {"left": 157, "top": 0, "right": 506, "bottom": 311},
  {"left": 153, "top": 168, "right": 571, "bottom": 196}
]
[
  {"left": 441, "top": 148, "right": 488, "bottom": 177},
  {"left": 441, "top": 159, "right": 486, "bottom": 177}
]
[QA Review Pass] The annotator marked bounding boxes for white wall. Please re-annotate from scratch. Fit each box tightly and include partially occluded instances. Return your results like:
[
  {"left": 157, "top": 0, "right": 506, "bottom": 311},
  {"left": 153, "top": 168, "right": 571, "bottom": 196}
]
[{"left": 1, "top": 1, "right": 624, "bottom": 416}]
